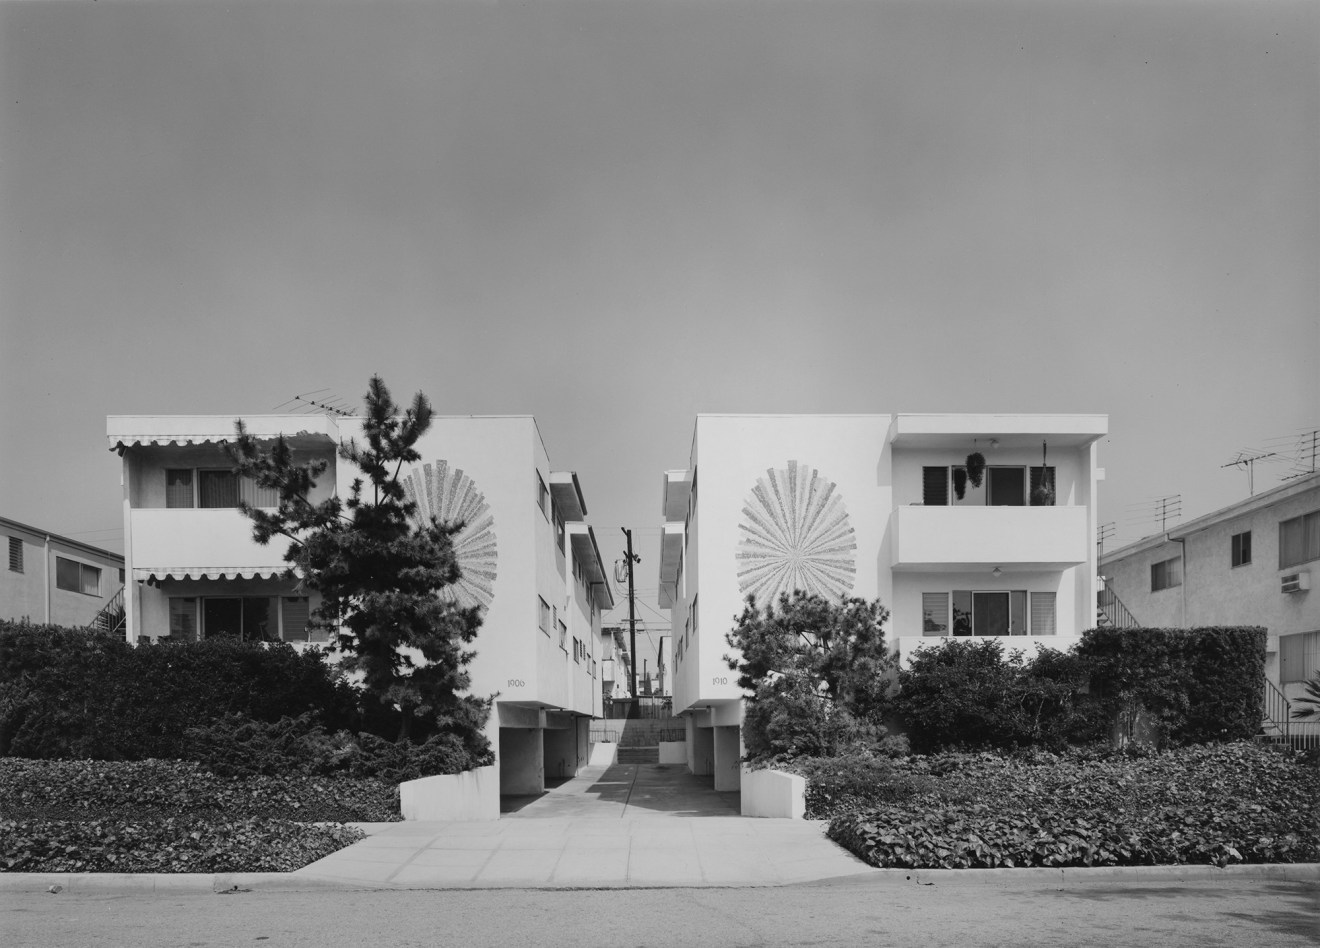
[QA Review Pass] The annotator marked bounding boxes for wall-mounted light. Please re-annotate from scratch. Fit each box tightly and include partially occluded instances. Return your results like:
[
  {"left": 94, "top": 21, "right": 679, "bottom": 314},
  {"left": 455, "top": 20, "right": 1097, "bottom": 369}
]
[{"left": 992, "top": 566, "right": 1003, "bottom": 577}]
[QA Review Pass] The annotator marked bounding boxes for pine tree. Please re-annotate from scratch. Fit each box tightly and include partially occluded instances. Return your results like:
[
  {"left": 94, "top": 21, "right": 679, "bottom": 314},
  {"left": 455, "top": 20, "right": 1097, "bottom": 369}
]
[{"left": 228, "top": 375, "right": 490, "bottom": 752}]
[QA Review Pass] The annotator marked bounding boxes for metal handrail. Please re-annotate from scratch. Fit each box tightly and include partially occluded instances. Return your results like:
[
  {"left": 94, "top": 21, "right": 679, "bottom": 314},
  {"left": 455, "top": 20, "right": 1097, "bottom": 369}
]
[
  {"left": 1262, "top": 677, "right": 1291, "bottom": 741},
  {"left": 1096, "top": 578, "right": 1141, "bottom": 630},
  {"left": 88, "top": 586, "right": 126, "bottom": 636}
]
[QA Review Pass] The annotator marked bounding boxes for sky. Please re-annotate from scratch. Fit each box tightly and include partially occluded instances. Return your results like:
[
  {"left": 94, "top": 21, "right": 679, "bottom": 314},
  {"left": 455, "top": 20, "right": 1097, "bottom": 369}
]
[{"left": 1, "top": 0, "right": 1316, "bottom": 669}]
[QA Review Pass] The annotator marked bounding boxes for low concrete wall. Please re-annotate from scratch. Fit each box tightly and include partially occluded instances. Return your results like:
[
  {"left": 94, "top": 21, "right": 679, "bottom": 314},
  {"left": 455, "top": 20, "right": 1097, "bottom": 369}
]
[
  {"left": 740, "top": 767, "right": 805, "bottom": 819},
  {"left": 658, "top": 741, "right": 687, "bottom": 765},
  {"left": 399, "top": 764, "right": 499, "bottom": 822},
  {"left": 589, "top": 741, "right": 618, "bottom": 766}
]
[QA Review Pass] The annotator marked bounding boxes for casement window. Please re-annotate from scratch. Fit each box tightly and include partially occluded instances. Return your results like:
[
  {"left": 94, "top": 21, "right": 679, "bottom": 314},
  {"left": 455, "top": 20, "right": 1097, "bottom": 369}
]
[
  {"left": 1231, "top": 531, "right": 1252, "bottom": 568},
  {"left": 949, "top": 589, "right": 1029, "bottom": 636},
  {"left": 559, "top": 619, "right": 568, "bottom": 652},
  {"left": 1280, "top": 631, "right": 1320, "bottom": 684},
  {"left": 1151, "top": 557, "right": 1182, "bottom": 592},
  {"left": 536, "top": 472, "right": 549, "bottom": 519},
  {"left": 553, "top": 504, "right": 566, "bottom": 552},
  {"left": 538, "top": 597, "right": 551, "bottom": 635},
  {"left": 573, "top": 637, "right": 581, "bottom": 663},
  {"left": 55, "top": 556, "right": 100, "bottom": 596},
  {"left": 167, "top": 468, "right": 277, "bottom": 509},
  {"left": 690, "top": 595, "right": 699, "bottom": 637},
  {"left": 922, "top": 467, "right": 949, "bottom": 506},
  {"left": 922, "top": 592, "right": 949, "bottom": 635},
  {"left": 1279, "top": 511, "right": 1320, "bottom": 570},
  {"left": 169, "top": 598, "right": 198, "bottom": 639},
  {"left": 7, "top": 536, "right": 21, "bottom": 573}
]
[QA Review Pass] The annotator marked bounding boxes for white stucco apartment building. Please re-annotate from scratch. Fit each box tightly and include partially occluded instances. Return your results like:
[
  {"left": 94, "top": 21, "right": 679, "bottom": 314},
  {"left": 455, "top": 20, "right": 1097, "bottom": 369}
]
[
  {"left": 1100, "top": 471, "right": 1320, "bottom": 738},
  {"left": 108, "top": 413, "right": 614, "bottom": 798},
  {"left": 658, "top": 413, "right": 1108, "bottom": 791}
]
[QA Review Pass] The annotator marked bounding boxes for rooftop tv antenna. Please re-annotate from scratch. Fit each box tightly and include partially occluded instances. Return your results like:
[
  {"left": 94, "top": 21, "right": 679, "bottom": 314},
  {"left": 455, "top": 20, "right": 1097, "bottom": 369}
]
[
  {"left": 1125, "top": 495, "right": 1181, "bottom": 537},
  {"left": 1221, "top": 451, "right": 1277, "bottom": 496},
  {"left": 273, "top": 389, "right": 353, "bottom": 417}
]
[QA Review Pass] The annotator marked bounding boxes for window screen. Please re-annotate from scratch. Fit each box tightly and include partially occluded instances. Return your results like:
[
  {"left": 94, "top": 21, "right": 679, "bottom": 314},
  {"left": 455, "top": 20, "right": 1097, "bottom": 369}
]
[
  {"left": 1030, "top": 592, "right": 1057, "bottom": 635},
  {"left": 922, "top": 467, "right": 948, "bottom": 506},
  {"left": 165, "top": 469, "right": 194, "bottom": 508}
]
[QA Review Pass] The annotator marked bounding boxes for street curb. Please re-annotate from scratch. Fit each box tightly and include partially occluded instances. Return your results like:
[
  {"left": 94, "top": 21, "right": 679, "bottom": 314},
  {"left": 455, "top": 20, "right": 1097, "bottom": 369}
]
[{"left": 3, "top": 863, "right": 1317, "bottom": 895}]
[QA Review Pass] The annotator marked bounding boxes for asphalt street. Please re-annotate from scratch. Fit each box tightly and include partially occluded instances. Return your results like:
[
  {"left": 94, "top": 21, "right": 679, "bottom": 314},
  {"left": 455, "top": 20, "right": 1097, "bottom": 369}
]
[{"left": 4, "top": 876, "right": 1316, "bottom": 948}]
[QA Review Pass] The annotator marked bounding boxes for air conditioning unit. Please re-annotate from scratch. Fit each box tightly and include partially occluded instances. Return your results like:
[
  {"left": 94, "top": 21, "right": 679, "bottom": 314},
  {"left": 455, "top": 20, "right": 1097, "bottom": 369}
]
[{"left": 1281, "top": 571, "right": 1311, "bottom": 594}]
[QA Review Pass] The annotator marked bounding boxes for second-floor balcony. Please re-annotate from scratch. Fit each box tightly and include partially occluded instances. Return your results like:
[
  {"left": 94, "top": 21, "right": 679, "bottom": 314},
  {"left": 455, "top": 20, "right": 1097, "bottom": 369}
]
[
  {"left": 129, "top": 508, "right": 288, "bottom": 578},
  {"left": 891, "top": 504, "right": 1089, "bottom": 571}
]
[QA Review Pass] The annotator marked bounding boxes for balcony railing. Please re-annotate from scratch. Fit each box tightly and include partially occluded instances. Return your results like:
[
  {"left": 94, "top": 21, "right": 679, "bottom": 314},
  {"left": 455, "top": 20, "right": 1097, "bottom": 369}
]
[
  {"left": 891, "top": 505, "right": 1089, "bottom": 570},
  {"left": 129, "top": 508, "right": 287, "bottom": 573}
]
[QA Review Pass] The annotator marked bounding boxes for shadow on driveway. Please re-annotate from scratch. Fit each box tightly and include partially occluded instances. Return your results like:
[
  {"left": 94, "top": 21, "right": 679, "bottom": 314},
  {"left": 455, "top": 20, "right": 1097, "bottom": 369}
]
[{"left": 501, "top": 762, "right": 740, "bottom": 818}]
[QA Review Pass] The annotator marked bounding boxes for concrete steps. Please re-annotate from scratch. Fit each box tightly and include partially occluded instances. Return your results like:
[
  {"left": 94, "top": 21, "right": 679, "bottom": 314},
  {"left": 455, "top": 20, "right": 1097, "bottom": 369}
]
[{"left": 616, "top": 746, "right": 659, "bottom": 764}]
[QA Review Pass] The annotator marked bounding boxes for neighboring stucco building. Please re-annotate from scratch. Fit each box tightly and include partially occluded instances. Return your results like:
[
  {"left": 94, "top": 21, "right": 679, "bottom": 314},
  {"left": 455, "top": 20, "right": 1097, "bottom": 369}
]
[
  {"left": 1, "top": 515, "right": 125, "bottom": 629},
  {"left": 1100, "top": 471, "right": 1320, "bottom": 734},
  {"left": 658, "top": 413, "right": 1108, "bottom": 791},
  {"left": 107, "top": 413, "right": 614, "bottom": 798}
]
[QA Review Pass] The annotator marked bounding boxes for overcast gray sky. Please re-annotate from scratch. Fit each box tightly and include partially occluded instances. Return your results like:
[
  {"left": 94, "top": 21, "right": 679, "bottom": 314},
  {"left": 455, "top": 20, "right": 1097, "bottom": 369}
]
[{"left": 2, "top": 1, "right": 1316, "bottom": 657}]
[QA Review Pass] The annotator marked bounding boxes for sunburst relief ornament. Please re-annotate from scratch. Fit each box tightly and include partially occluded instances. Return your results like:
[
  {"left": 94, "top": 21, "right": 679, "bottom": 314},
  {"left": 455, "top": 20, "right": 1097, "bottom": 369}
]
[
  {"left": 736, "top": 460, "right": 857, "bottom": 604},
  {"left": 401, "top": 460, "right": 498, "bottom": 611}
]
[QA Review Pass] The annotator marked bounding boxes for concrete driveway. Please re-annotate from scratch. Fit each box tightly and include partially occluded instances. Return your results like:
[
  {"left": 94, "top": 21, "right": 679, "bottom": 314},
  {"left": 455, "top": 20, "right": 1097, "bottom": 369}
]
[{"left": 289, "top": 761, "right": 871, "bottom": 889}]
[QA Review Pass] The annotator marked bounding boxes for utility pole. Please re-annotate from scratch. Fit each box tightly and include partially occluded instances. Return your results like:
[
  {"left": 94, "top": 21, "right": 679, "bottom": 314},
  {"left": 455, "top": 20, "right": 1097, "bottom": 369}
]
[{"left": 621, "top": 528, "right": 640, "bottom": 705}]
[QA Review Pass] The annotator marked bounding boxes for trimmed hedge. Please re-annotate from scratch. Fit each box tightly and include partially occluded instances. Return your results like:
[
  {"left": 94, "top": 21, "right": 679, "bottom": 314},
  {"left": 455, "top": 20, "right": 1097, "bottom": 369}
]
[
  {"left": 1077, "top": 626, "right": 1267, "bottom": 745},
  {"left": 826, "top": 743, "right": 1318, "bottom": 869},
  {"left": 1, "top": 818, "right": 364, "bottom": 873},
  {"left": 0, "top": 623, "right": 357, "bottom": 761},
  {"left": 0, "top": 758, "right": 401, "bottom": 823}
]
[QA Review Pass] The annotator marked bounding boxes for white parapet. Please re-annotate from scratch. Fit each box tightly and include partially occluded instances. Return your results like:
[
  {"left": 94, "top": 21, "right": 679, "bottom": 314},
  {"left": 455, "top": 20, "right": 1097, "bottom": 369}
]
[
  {"left": 399, "top": 764, "right": 500, "bottom": 821},
  {"left": 740, "top": 767, "right": 806, "bottom": 819},
  {"left": 658, "top": 741, "right": 687, "bottom": 765},
  {"left": 589, "top": 741, "right": 618, "bottom": 767}
]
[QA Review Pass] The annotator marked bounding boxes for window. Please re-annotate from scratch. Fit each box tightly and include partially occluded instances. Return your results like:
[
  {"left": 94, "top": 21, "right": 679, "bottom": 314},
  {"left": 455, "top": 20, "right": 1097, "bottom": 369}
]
[
  {"left": 202, "top": 596, "right": 276, "bottom": 641},
  {"left": 1280, "top": 631, "right": 1320, "bottom": 684},
  {"left": 949, "top": 589, "right": 1028, "bottom": 636},
  {"left": 536, "top": 472, "right": 549, "bottom": 519},
  {"left": 554, "top": 505, "right": 565, "bottom": 552},
  {"left": 1151, "top": 557, "right": 1182, "bottom": 592},
  {"left": 1279, "top": 511, "right": 1320, "bottom": 570},
  {"left": 1029, "top": 592, "right": 1057, "bottom": 636},
  {"left": 55, "top": 556, "right": 100, "bottom": 596},
  {"left": 690, "top": 595, "right": 699, "bottom": 637},
  {"left": 170, "top": 468, "right": 276, "bottom": 508},
  {"left": 169, "top": 598, "right": 198, "bottom": 639},
  {"left": 559, "top": 619, "right": 568, "bottom": 651},
  {"left": 1231, "top": 531, "right": 1252, "bottom": 568},
  {"left": 538, "top": 597, "right": 551, "bottom": 635},
  {"left": 281, "top": 596, "right": 325, "bottom": 643},
  {"left": 987, "top": 467, "right": 1026, "bottom": 507},
  {"left": 573, "top": 637, "right": 581, "bottom": 663},
  {"left": 922, "top": 592, "right": 949, "bottom": 635},
  {"left": 166, "top": 469, "right": 194, "bottom": 508},
  {"left": 7, "top": 536, "right": 21, "bottom": 573},
  {"left": 922, "top": 467, "right": 948, "bottom": 506}
]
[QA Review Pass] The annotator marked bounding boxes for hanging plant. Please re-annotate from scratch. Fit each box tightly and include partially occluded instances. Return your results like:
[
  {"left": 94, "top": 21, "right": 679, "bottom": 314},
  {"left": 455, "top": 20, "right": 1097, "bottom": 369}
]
[
  {"left": 952, "top": 466, "right": 968, "bottom": 501},
  {"left": 965, "top": 452, "right": 986, "bottom": 489},
  {"left": 1031, "top": 440, "right": 1056, "bottom": 506}
]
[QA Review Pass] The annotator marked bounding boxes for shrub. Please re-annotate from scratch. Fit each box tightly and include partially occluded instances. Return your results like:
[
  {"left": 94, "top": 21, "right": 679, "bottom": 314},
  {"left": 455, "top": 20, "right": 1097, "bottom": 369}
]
[
  {"left": 0, "top": 622, "right": 358, "bottom": 761},
  {"left": 826, "top": 742, "right": 1317, "bottom": 869},
  {"left": 1077, "top": 626, "right": 1266, "bottom": 745},
  {"left": 0, "top": 757, "right": 401, "bottom": 823},
  {"left": 892, "top": 640, "right": 1102, "bottom": 753},
  {"left": 1, "top": 817, "right": 364, "bottom": 873}
]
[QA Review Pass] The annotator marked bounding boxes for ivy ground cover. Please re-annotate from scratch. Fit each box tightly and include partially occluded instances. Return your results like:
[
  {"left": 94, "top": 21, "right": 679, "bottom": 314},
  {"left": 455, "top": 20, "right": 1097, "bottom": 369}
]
[
  {"left": 0, "top": 758, "right": 398, "bottom": 873},
  {"left": 824, "top": 743, "right": 1318, "bottom": 870}
]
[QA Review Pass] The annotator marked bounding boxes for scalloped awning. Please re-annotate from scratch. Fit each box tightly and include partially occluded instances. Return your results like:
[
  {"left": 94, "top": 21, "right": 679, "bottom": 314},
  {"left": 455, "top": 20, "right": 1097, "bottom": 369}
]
[
  {"left": 108, "top": 415, "right": 340, "bottom": 454},
  {"left": 134, "top": 567, "right": 290, "bottom": 584}
]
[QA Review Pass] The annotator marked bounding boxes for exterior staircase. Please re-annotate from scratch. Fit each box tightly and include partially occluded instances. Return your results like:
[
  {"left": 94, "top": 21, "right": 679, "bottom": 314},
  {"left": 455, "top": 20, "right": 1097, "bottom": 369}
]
[
  {"left": 87, "top": 587, "right": 126, "bottom": 637},
  {"left": 1096, "top": 578, "right": 1141, "bottom": 630}
]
